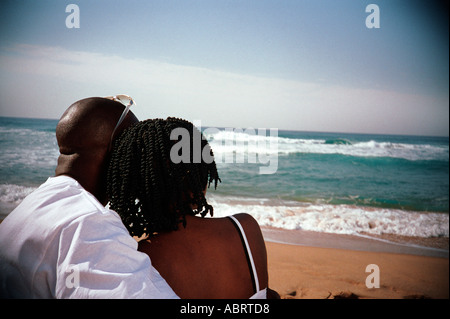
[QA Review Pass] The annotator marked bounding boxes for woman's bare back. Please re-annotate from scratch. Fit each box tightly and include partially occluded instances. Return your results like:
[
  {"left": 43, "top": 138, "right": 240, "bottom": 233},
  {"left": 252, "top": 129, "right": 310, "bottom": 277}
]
[{"left": 138, "top": 213, "right": 269, "bottom": 299}]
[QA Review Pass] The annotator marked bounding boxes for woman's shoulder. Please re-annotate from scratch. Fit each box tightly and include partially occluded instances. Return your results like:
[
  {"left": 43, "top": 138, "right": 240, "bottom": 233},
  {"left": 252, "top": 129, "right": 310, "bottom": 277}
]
[
  {"left": 232, "top": 213, "right": 260, "bottom": 225},
  {"left": 229, "top": 213, "right": 265, "bottom": 241}
]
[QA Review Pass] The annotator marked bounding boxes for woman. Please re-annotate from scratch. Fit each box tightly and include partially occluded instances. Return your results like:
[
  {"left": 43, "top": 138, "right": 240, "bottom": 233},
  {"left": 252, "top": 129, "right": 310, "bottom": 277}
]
[{"left": 107, "top": 117, "right": 279, "bottom": 299}]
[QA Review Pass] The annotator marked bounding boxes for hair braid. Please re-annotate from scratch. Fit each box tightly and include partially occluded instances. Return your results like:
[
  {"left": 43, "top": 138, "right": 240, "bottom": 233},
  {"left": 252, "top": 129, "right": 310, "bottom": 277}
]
[{"left": 107, "top": 118, "right": 221, "bottom": 238}]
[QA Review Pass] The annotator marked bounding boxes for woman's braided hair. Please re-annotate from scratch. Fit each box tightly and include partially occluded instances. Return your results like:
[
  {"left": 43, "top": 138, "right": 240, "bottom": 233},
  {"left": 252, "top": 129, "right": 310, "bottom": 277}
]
[{"left": 106, "top": 117, "right": 220, "bottom": 238}]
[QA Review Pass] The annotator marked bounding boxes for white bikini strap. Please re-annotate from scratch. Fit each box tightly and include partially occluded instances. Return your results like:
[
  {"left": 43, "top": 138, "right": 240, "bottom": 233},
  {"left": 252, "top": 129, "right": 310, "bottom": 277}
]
[{"left": 228, "top": 215, "right": 260, "bottom": 293}]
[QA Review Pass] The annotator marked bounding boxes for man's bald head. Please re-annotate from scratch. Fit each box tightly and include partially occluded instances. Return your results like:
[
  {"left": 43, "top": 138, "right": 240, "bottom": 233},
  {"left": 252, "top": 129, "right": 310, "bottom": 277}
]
[
  {"left": 56, "top": 97, "right": 136, "bottom": 154},
  {"left": 55, "top": 97, "right": 138, "bottom": 203}
]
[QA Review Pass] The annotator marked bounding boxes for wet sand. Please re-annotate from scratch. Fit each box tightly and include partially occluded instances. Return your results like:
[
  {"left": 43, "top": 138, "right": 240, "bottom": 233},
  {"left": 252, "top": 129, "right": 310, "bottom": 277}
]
[{"left": 263, "top": 228, "right": 449, "bottom": 299}]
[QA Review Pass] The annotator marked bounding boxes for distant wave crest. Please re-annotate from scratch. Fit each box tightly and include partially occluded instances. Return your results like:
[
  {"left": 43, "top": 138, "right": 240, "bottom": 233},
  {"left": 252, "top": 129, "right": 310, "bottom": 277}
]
[
  {"left": 205, "top": 130, "right": 449, "bottom": 161},
  {"left": 324, "top": 138, "right": 352, "bottom": 145}
]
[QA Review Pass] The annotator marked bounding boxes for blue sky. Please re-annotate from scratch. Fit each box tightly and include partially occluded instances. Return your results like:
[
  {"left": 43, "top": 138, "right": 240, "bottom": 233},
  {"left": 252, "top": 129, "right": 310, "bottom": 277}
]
[{"left": 0, "top": 0, "right": 448, "bottom": 136}]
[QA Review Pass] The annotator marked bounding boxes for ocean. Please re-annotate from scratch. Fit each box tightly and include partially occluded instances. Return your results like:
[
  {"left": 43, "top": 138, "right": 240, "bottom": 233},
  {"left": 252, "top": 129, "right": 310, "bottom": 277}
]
[{"left": 0, "top": 116, "right": 449, "bottom": 242}]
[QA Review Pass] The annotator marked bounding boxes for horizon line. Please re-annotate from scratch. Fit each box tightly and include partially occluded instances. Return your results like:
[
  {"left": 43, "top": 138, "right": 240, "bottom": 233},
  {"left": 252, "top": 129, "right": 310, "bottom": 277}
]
[{"left": 0, "top": 115, "right": 448, "bottom": 138}]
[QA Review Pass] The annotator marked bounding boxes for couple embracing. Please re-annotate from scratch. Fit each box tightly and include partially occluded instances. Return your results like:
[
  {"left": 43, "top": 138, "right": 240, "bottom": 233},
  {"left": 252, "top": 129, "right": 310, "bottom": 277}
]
[{"left": 0, "top": 96, "right": 279, "bottom": 299}]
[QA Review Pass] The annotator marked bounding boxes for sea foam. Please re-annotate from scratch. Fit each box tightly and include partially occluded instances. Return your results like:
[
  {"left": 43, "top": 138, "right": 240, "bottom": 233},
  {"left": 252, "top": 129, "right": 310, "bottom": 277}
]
[
  {"left": 207, "top": 194, "right": 449, "bottom": 238},
  {"left": 0, "top": 184, "right": 35, "bottom": 204}
]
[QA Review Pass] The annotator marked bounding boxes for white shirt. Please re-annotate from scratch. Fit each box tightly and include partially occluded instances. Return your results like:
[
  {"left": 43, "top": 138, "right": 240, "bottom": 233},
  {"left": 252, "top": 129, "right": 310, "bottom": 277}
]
[{"left": 0, "top": 175, "right": 179, "bottom": 299}]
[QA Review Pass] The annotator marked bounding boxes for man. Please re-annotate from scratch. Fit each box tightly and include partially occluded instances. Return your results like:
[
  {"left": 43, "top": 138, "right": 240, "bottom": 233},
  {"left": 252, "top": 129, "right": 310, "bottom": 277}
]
[{"left": 0, "top": 97, "right": 179, "bottom": 298}]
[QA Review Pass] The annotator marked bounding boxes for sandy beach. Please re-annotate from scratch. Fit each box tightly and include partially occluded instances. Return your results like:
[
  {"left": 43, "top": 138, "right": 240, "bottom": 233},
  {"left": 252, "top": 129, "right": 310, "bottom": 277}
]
[{"left": 264, "top": 229, "right": 449, "bottom": 299}]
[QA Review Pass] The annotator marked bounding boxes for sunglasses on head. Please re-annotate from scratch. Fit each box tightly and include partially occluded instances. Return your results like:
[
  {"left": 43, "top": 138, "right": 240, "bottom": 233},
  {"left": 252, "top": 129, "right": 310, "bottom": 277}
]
[{"left": 104, "top": 94, "right": 135, "bottom": 149}]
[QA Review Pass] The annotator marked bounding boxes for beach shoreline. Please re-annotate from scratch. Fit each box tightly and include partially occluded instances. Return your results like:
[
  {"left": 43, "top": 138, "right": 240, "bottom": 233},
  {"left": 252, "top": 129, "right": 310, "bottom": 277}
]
[
  {"left": 263, "top": 228, "right": 449, "bottom": 299},
  {"left": 261, "top": 227, "right": 449, "bottom": 258}
]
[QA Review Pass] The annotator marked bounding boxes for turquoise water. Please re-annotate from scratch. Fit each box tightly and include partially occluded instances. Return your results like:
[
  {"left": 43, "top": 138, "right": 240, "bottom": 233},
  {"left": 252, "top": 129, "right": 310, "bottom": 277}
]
[
  {"left": 0, "top": 117, "right": 58, "bottom": 186},
  {"left": 1, "top": 116, "right": 448, "bottom": 238},
  {"left": 210, "top": 130, "right": 449, "bottom": 213}
]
